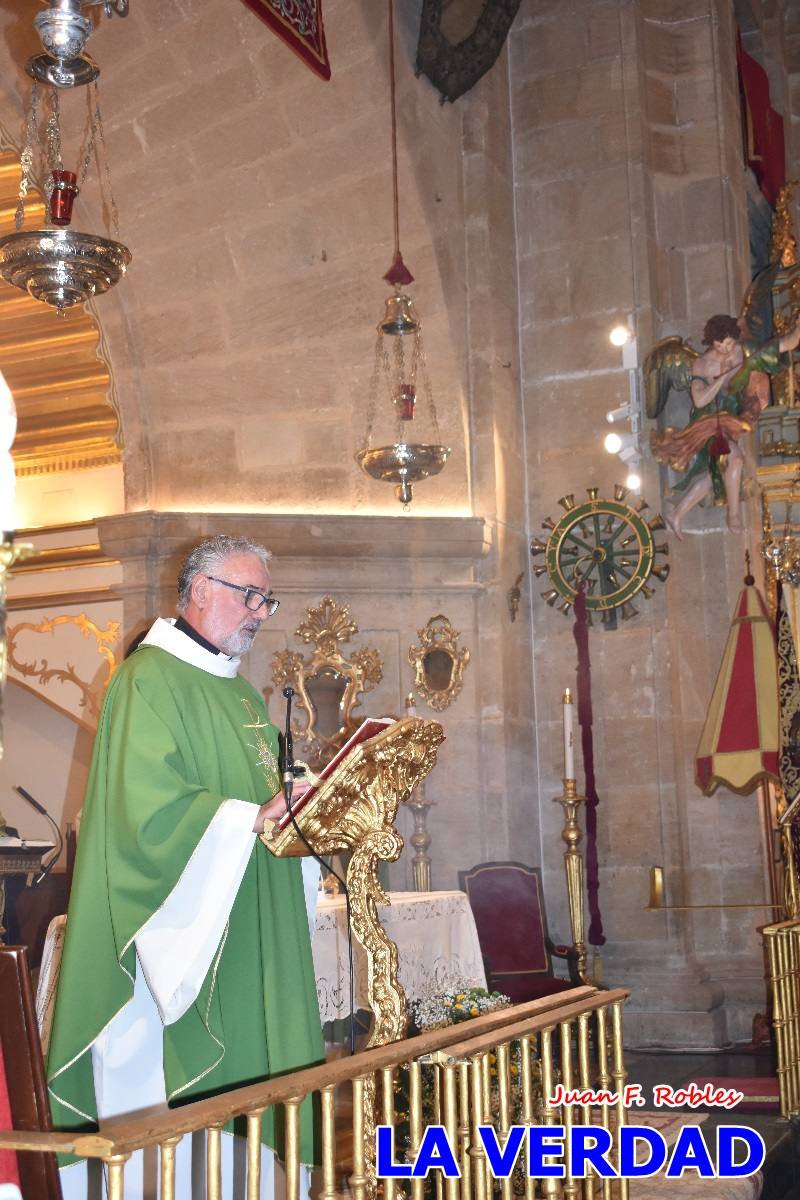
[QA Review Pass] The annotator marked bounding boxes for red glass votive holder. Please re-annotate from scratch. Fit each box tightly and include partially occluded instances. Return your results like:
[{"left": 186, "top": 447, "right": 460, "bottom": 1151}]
[
  {"left": 49, "top": 170, "right": 79, "bottom": 226},
  {"left": 398, "top": 384, "right": 416, "bottom": 420}
]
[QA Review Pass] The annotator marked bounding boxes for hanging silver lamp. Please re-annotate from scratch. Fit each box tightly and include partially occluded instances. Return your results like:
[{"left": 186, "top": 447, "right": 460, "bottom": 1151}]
[{"left": 0, "top": 228, "right": 131, "bottom": 311}]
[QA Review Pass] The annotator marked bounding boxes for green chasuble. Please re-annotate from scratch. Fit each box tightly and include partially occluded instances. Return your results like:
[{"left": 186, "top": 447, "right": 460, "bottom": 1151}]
[{"left": 47, "top": 622, "right": 324, "bottom": 1161}]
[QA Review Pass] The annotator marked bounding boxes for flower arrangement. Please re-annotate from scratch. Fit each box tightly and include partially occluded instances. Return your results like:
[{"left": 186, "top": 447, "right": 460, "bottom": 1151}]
[{"left": 410, "top": 980, "right": 512, "bottom": 1033}]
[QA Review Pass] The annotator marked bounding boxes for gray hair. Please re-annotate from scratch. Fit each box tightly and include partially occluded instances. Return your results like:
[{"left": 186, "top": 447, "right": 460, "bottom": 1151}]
[{"left": 177, "top": 535, "right": 272, "bottom": 613}]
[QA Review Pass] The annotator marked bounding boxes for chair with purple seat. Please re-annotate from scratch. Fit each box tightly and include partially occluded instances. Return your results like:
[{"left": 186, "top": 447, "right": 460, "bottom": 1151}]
[{"left": 458, "top": 861, "right": 581, "bottom": 1003}]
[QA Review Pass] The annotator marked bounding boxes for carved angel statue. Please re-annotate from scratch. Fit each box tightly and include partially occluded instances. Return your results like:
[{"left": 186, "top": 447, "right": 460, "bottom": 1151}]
[{"left": 646, "top": 314, "right": 800, "bottom": 537}]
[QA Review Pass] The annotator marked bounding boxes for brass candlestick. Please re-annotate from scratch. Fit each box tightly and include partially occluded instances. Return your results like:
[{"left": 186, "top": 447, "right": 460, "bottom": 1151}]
[
  {"left": 554, "top": 777, "right": 589, "bottom": 982},
  {"left": 403, "top": 692, "right": 434, "bottom": 891}
]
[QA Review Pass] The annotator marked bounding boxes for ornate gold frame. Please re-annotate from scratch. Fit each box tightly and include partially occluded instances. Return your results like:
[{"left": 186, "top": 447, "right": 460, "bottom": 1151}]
[
  {"left": 408, "top": 613, "right": 470, "bottom": 712},
  {"left": 272, "top": 596, "right": 383, "bottom": 766}
]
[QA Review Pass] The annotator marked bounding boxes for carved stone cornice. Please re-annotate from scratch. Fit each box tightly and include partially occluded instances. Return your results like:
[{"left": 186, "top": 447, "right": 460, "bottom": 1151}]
[{"left": 95, "top": 510, "right": 491, "bottom": 566}]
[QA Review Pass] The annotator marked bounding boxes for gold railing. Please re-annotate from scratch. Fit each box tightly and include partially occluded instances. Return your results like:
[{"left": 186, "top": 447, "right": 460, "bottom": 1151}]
[
  {"left": 764, "top": 918, "right": 800, "bottom": 1116},
  {"left": 0, "top": 986, "right": 629, "bottom": 1200}
]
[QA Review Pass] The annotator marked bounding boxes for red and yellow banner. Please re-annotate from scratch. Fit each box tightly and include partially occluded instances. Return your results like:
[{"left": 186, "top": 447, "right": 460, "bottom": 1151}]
[{"left": 696, "top": 582, "right": 780, "bottom": 796}]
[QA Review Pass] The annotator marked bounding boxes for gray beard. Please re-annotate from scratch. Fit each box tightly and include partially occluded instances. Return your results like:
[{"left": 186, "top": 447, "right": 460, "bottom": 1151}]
[{"left": 220, "top": 625, "right": 259, "bottom": 657}]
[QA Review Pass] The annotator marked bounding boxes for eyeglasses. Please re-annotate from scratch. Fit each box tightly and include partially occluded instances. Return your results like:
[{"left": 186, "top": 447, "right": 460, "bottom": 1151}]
[{"left": 205, "top": 575, "right": 280, "bottom": 615}]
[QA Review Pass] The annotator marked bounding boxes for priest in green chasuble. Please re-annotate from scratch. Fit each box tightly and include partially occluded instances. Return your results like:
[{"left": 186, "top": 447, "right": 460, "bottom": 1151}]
[{"left": 47, "top": 535, "right": 324, "bottom": 1199}]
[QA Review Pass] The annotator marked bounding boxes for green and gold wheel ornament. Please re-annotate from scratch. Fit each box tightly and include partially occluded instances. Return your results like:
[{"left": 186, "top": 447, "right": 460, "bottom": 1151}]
[{"left": 531, "top": 486, "right": 670, "bottom": 630}]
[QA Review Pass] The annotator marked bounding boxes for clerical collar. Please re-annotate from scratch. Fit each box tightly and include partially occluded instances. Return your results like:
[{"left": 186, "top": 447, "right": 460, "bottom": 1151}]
[
  {"left": 141, "top": 619, "right": 241, "bottom": 679},
  {"left": 174, "top": 616, "right": 223, "bottom": 656}
]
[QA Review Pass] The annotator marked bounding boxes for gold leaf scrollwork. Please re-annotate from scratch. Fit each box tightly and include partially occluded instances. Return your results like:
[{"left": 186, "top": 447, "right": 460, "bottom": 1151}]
[{"left": 7, "top": 612, "right": 120, "bottom": 719}]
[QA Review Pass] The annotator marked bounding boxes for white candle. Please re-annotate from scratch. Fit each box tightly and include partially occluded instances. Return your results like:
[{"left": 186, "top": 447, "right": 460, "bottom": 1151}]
[
  {"left": 563, "top": 687, "right": 575, "bottom": 780},
  {"left": 0, "top": 371, "right": 16, "bottom": 533}
]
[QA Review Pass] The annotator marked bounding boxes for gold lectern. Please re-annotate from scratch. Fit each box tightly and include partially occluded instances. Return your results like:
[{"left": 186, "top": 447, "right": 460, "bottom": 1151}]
[
  {"left": 261, "top": 716, "right": 443, "bottom": 1196},
  {"left": 262, "top": 715, "right": 443, "bottom": 1047}
]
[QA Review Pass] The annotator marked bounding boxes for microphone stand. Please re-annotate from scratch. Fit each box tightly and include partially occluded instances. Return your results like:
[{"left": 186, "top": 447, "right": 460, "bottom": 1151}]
[
  {"left": 282, "top": 686, "right": 295, "bottom": 807},
  {"left": 15, "top": 785, "right": 63, "bottom": 886},
  {"left": 279, "top": 687, "right": 356, "bottom": 1053}
]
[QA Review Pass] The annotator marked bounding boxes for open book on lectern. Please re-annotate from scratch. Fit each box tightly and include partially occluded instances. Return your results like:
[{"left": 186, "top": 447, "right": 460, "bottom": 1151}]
[{"left": 275, "top": 716, "right": 395, "bottom": 833}]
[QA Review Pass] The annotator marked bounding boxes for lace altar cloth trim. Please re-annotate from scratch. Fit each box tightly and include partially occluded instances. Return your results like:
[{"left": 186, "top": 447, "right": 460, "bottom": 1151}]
[{"left": 311, "top": 890, "right": 487, "bottom": 1023}]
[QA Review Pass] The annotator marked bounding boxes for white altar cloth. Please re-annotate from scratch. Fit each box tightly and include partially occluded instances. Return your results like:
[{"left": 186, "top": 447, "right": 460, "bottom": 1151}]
[{"left": 311, "top": 889, "right": 487, "bottom": 1023}]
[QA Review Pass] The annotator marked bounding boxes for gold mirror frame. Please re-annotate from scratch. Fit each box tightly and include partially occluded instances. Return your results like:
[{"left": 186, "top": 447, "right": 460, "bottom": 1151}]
[
  {"left": 272, "top": 596, "right": 383, "bottom": 767},
  {"left": 408, "top": 613, "right": 469, "bottom": 712}
]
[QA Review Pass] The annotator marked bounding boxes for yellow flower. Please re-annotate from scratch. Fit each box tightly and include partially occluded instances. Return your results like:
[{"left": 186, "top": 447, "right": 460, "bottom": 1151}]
[
  {"left": 510, "top": 1064, "right": 519, "bottom": 1075},
  {"left": 470, "top": 1006, "right": 479, "bottom": 1015}
]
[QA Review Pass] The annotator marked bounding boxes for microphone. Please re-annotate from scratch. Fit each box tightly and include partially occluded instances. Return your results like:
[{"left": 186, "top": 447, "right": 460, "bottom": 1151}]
[
  {"left": 282, "top": 686, "right": 295, "bottom": 807},
  {"left": 15, "top": 785, "right": 63, "bottom": 886}
]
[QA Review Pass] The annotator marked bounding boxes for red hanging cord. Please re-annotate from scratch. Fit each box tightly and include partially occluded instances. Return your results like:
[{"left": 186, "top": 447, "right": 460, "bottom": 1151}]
[{"left": 383, "top": 0, "right": 414, "bottom": 288}]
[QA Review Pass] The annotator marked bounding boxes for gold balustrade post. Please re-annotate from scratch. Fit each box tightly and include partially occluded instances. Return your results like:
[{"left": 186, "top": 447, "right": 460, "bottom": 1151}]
[
  {"left": 559, "top": 1021, "right": 578, "bottom": 1200},
  {"left": 781, "top": 931, "right": 796, "bottom": 1116},
  {"left": 538, "top": 1026, "right": 562, "bottom": 1200},
  {"left": 351, "top": 1074, "right": 369, "bottom": 1200},
  {"left": 441, "top": 1060, "right": 460, "bottom": 1200},
  {"left": 159, "top": 1134, "right": 181, "bottom": 1200},
  {"left": 207, "top": 1123, "right": 223, "bottom": 1200},
  {"left": 319, "top": 1086, "right": 337, "bottom": 1200},
  {"left": 496, "top": 1041, "right": 513, "bottom": 1200},
  {"left": 788, "top": 929, "right": 800, "bottom": 1115},
  {"left": 594, "top": 1005, "right": 612, "bottom": 1200},
  {"left": 409, "top": 1058, "right": 425, "bottom": 1200},
  {"left": 105, "top": 1153, "right": 130, "bottom": 1200},
  {"left": 519, "top": 1036, "right": 536, "bottom": 1200},
  {"left": 246, "top": 1110, "right": 264, "bottom": 1200},
  {"left": 610, "top": 1002, "right": 629, "bottom": 1200},
  {"left": 379, "top": 1067, "right": 397, "bottom": 1200},
  {"left": 469, "top": 1053, "right": 489, "bottom": 1200},
  {"left": 284, "top": 1097, "right": 301, "bottom": 1200},
  {"left": 765, "top": 930, "right": 788, "bottom": 1115},
  {"left": 457, "top": 1058, "right": 472, "bottom": 1200},
  {"left": 577, "top": 1014, "right": 594, "bottom": 1200}
]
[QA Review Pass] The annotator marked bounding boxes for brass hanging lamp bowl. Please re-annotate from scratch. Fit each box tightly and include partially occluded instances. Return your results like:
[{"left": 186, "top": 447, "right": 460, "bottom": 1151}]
[
  {"left": 356, "top": 443, "right": 450, "bottom": 505},
  {"left": 379, "top": 291, "right": 419, "bottom": 336},
  {"left": 0, "top": 228, "right": 131, "bottom": 311}
]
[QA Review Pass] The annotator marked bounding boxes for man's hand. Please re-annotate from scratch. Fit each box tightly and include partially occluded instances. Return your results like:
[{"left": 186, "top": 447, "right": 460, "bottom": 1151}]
[{"left": 252, "top": 783, "right": 313, "bottom": 833}]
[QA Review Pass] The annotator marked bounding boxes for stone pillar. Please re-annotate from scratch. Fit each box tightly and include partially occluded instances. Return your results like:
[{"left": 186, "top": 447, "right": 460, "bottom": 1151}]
[
  {"left": 511, "top": 0, "right": 769, "bottom": 1044},
  {"left": 461, "top": 46, "right": 540, "bottom": 867}
]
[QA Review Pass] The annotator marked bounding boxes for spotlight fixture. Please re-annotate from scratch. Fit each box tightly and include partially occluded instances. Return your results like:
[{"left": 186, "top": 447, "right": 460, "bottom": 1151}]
[
  {"left": 625, "top": 470, "right": 642, "bottom": 491},
  {"left": 609, "top": 324, "right": 632, "bottom": 347},
  {"left": 604, "top": 430, "right": 639, "bottom": 465},
  {"left": 606, "top": 404, "right": 630, "bottom": 424}
]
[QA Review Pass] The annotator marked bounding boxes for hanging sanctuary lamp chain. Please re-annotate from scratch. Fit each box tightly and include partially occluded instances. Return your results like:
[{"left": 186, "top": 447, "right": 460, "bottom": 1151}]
[
  {"left": 356, "top": 0, "right": 449, "bottom": 507},
  {"left": 0, "top": 0, "right": 131, "bottom": 313}
]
